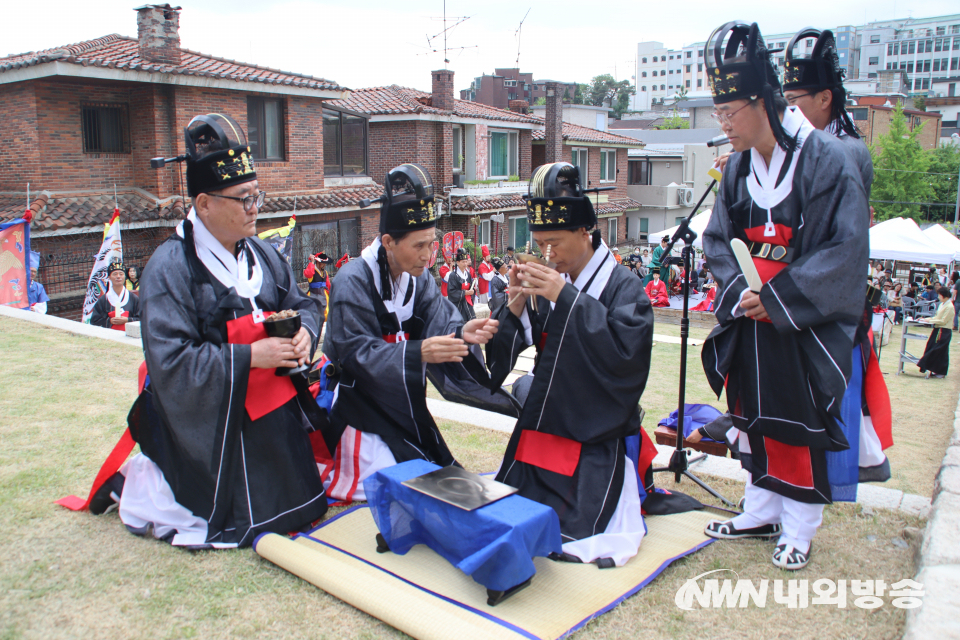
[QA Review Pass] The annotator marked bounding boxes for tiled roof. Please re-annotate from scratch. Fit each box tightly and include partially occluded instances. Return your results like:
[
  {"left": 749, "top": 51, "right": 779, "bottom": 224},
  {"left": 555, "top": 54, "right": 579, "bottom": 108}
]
[
  {"left": 0, "top": 185, "right": 380, "bottom": 232},
  {"left": 258, "top": 187, "right": 382, "bottom": 214},
  {"left": 450, "top": 194, "right": 641, "bottom": 214},
  {"left": 0, "top": 34, "right": 343, "bottom": 92},
  {"left": 335, "top": 86, "right": 542, "bottom": 124},
  {"left": 0, "top": 190, "right": 184, "bottom": 231},
  {"left": 532, "top": 123, "right": 644, "bottom": 146}
]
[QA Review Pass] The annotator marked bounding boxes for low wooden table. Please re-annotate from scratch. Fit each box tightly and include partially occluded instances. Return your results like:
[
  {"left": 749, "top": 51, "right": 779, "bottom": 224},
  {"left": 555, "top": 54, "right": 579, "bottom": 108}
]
[{"left": 654, "top": 425, "right": 729, "bottom": 457}]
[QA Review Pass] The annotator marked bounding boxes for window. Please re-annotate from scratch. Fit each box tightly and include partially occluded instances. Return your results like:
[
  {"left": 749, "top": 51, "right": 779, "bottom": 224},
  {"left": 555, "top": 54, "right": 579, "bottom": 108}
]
[
  {"left": 652, "top": 56, "right": 658, "bottom": 62},
  {"left": 488, "top": 130, "right": 518, "bottom": 178},
  {"left": 660, "top": 84, "right": 665, "bottom": 90},
  {"left": 685, "top": 64, "right": 691, "bottom": 72},
  {"left": 571, "top": 147, "right": 588, "bottom": 173},
  {"left": 669, "top": 55, "right": 674, "bottom": 60},
  {"left": 641, "top": 71, "right": 647, "bottom": 77},
  {"left": 907, "top": 62, "right": 914, "bottom": 73},
  {"left": 81, "top": 104, "right": 128, "bottom": 153},
  {"left": 641, "top": 86, "right": 646, "bottom": 91},
  {"left": 698, "top": 50, "right": 703, "bottom": 57},
  {"left": 935, "top": 59, "right": 942, "bottom": 72},
  {"left": 302, "top": 218, "right": 360, "bottom": 261},
  {"left": 452, "top": 125, "right": 463, "bottom": 173},
  {"left": 685, "top": 80, "right": 691, "bottom": 88},
  {"left": 508, "top": 216, "right": 528, "bottom": 252},
  {"left": 867, "top": 72, "right": 878, "bottom": 79},
  {"left": 806, "top": 39, "right": 814, "bottom": 47},
  {"left": 870, "top": 35, "right": 881, "bottom": 43},
  {"left": 641, "top": 57, "right": 647, "bottom": 63},
  {"left": 914, "top": 78, "right": 922, "bottom": 90},
  {"left": 247, "top": 97, "right": 285, "bottom": 161},
  {"left": 923, "top": 60, "right": 931, "bottom": 72},
  {"left": 599, "top": 149, "right": 616, "bottom": 182},
  {"left": 697, "top": 79, "right": 702, "bottom": 87},
  {"left": 639, "top": 217, "right": 649, "bottom": 233},
  {"left": 869, "top": 56, "right": 879, "bottom": 65},
  {"left": 953, "top": 58, "right": 959, "bottom": 71},
  {"left": 936, "top": 38, "right": 943, "bottom": 52},
  {"left": 322, "top": 107, "right": 369, "bottom": 176},
  {"left": 922, "top": 78, "right": 930, "bottom": 90},
  {"left": 628, "top": 159, "right": 651, "bottom": 185},
  {"left": 937, "top": 27, "right": 946, "bottom": 36},
  {"left": 908, "top": 41, "right": 916, "bottom": 54},
  {"left": 887, "top": 62, "right": 893, "bottom": 70},
  {"left": 954, "top": 37, "right": 960, "bottom": 50},
  {"left": 918, "top": 40, "right": 926, "bottom": 53},
  {"left": 888, "top": 43, "right": 895, "bottom": 55},
  {"left": 697, "top": 63, "right": 703, "bottom": 72},
  {"left": 850, "top": 107, "right": 868, "bottom": 121},
  {"left": 953, "top": 25, "right": 960, "bottom": 34},
  {"left": 478, "top": 219, "right": 490, "bottom": 246},
  {"left": 607, "top": 218, "right": 618, "bottom": 245},
  {"left": 686, "top": 51, "right": 691, "bottom": 58}
]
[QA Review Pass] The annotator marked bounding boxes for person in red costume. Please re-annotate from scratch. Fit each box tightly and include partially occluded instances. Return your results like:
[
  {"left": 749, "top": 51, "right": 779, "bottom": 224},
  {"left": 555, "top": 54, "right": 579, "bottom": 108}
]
[
  {"left": 691, "top": 282, "right": 717, "bottom": 312},
  {"left": 644, "top": 270, "right": 669, "bottom": 307},
  {"left": 302, "top": 252, "right": 332, "bottom": 330},
  {"left": 478, "top": 245, "right": 495, "bottom": 304},
  {"left": 438, "top": 254, "right": 453, "bottom": 297}
]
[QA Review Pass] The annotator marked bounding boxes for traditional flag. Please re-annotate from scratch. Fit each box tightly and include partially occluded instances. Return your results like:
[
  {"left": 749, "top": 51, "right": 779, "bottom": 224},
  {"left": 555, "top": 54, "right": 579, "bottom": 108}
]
[
  {"left": 258, "top": 214, "right": 296, "bottom": 264},
  {"left": 82, "top": 208, "right": 123, "bottom": 323},
  {"left": 0, "top": 217, "right": 31, "bottom": 310}
]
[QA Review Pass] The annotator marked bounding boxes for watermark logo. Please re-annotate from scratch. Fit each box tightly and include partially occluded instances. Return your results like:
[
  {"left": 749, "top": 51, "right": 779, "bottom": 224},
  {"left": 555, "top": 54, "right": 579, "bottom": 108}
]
[{"left": 675, "top": 570, "right": 924, "bottom": 610}]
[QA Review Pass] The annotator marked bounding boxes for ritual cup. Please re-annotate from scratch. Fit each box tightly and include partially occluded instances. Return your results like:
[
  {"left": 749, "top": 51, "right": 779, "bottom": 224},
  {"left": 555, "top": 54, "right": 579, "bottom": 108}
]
[{"left": 263, "top": 310, "right": 309, "bottom": 377}]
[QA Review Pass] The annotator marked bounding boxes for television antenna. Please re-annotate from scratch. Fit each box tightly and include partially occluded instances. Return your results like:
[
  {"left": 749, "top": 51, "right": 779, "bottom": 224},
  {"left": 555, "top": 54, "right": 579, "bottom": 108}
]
[
  {"left": 514, "top": 8, "right": 531, "bottom": 67},
  {"left": 423, "top": 2, "right": 476, "bottom": 66}
]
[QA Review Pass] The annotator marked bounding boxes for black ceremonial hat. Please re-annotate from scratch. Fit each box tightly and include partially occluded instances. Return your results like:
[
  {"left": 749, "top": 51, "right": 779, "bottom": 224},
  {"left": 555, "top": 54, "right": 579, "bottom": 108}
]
[
  {"left": 705, "top": 22, "right": 795, "bottom": 151},
  {"left": 107, "top": 261, "right": 125, "bottom": 275},
  {"left": 184, "top": 114, "right": 257, "bottom": 198},
  {"left": 373, "top": 164, "right": 438, "bottom": 236},
  {"left": 784, "top": 29, "right": 845, "bottom": 91},
  {"left": 525, "top": 163, "right": 596, "bottom": 231}
]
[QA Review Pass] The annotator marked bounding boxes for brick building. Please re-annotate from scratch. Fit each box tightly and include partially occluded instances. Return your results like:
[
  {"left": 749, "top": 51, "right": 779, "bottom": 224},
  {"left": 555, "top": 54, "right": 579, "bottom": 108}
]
[
  {"left": 460, "top": 69, "right": 578, "bottom": 110},
  {"left": 848, "top": 103, "right": 943, "bottom": 149},
  {"left": 0, "top": 4, "right": 379, "bottom": 319},
  {"left": 338, "top": 76, "right": 641, "bottom": 255}
]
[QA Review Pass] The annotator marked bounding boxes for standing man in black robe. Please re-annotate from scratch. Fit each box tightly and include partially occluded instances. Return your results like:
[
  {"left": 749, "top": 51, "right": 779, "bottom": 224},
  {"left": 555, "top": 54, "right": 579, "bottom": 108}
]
[
  {"left": 81, "top": 114, "right": 328, "bottom": 548},
  {"left": 487, "top": 162, "right": 655, "bottom": 567},
  {"left": 782, "top": 27, "right": 893, "bottom": 483},
  {"left": 447, "top": 248, "right": 477, "bottom": 322},
  {"left": 698, "top": 22, "right": 868, "bottom": 570},
  {"left": 321, "top": 164, "right": 513, "bottom": 502}
]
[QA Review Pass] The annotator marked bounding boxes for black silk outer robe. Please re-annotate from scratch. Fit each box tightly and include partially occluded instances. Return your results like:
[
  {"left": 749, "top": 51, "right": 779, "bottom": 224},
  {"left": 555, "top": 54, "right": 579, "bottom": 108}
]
[
  {"left": 90, "top": 291, "right": 140, "bottom": 328},
  {"left": 130, "top": 226, "right": 328, "bottom": 547},
  {"left": 488, "top": 263, "right": 654, "bottom": 542},
  {"left": 701, "top": 131, "right": 869, "bottom": 503},
  {"left": 322, "top": 258, "right": 519, "bottom": 467}
]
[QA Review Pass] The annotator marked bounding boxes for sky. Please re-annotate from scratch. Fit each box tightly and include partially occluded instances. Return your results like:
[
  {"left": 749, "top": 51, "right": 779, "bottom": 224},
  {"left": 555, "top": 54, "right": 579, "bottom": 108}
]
[{"left": 4, "top": 0, "right": 959, "bottom": 93}]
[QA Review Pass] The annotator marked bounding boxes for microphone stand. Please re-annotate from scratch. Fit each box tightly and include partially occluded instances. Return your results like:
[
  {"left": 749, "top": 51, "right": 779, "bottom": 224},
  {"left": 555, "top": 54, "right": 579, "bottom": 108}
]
[{"left": 651, "top": 179, "right": 737, "bottom": 509}]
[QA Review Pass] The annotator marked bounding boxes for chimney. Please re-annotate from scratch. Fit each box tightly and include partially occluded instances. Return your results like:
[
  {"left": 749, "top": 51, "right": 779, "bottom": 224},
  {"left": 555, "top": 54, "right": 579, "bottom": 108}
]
[
  {"left": 432, "top": 69, "right": 455, "bottom": 112},
  {"left": 508, "top": 100, "right": 529, "bottom": 114},
  {"left": 135, "top": 4, "right": 182, "bottom": 65},
  {"left": 544, "top": 82, "right": 563, "bottom": 164}
]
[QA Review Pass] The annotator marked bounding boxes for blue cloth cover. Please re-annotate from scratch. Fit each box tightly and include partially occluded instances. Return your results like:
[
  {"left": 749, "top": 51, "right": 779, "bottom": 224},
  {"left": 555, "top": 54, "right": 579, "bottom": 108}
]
[
  {"left": 827, "top": 345, "right": 863, "bottom": 502},
  {"left": 657, "top": 403, "right": 724, "bottom": 443},
  {"left": 364, "top": 460, "right": 562, "bottom": 592},
  {"left": 314, "top": 362, "right": 335, "bottom": 412},
  {"left": 623, "top": 434, "right": 649, "bottom": 503}
]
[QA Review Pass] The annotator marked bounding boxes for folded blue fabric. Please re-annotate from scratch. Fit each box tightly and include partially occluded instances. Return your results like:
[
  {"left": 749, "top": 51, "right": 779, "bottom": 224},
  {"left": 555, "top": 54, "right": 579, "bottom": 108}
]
[
  {"left": 364, "top": 460, "right": 562, "bottom": 592},
  {"left": 658, "top": 403, "right": 723, "bottom": 443}
]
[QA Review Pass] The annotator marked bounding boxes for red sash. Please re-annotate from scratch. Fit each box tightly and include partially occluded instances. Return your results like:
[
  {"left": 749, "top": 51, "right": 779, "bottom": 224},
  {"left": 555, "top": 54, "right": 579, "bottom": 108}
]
[
  {"left": 515, "top": 430, "right": 581, "bottom": 476},
  {"left": 107, "top": 309, "right": 129, "bottom": 331},
  {"left": 745, "top": 224, "right": 791, "bottom": 323},
  {"left": 382, "top": 333, "right": 411, "bottom": 343},
  {"left": 226, "top": 312, "right": 297, "bottom": 421}
]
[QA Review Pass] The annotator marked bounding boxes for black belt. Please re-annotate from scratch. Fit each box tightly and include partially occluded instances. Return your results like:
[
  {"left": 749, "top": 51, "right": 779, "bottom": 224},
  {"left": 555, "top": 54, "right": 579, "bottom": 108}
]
[{"left": 747, "top": 241, "right": 795, "bottom": 263}]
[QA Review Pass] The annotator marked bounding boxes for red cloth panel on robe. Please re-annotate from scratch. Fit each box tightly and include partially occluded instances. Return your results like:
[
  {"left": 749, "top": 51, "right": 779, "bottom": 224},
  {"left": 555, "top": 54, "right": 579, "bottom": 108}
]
[
  {"left": 107, "top": 309, "right": 129, "bottom": 331},
  {"left": 227, "top": 312, "right": 297, "bottom": 421},
  {"left": 515, "top": 430, "right": 582, "bottom": 477},
  {"left": 645, "top": 280, "right": 668, "bottom": 307},
  {"left": 865, "top": 328, "right": 894, "bottom": 449},
  {"left": 744, "top": 224, "right": 791, "bottom": 322},
  {"left": 56, "top": 428, "right": 136, "bottom": 510},
  {"left": 763, "top": 436, "right": 815, "bottom": 488},
  {"left": 382, "top": 333, "right": 411, "bottom": 343},
  {"left": 638, "top": 428, "right": 659, "bottom": 479}
]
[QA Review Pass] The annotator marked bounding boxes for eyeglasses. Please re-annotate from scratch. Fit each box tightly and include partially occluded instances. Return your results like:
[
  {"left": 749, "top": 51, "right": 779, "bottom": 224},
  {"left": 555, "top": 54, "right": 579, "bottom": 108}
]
[
  {"left": 208, "top": 191, "right": 266, "bottom": 210},
  {"left": 785, "top": 92, "right": 818, "bottom": 105},
  {"left": 711, "top": 99, "right": 756, "bottom": 126}
]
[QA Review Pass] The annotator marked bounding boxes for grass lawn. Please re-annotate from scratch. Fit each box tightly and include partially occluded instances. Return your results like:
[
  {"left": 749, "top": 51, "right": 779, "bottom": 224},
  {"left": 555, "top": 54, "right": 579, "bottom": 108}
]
[{"left": 0, "top": 315, "right": 952, "bottom": 640}]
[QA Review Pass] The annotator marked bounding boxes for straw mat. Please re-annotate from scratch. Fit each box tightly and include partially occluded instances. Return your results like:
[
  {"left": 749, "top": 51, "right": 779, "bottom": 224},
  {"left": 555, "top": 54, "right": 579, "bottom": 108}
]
[{"left": 255, "top": 505, "right": 718, "bottom": 640}]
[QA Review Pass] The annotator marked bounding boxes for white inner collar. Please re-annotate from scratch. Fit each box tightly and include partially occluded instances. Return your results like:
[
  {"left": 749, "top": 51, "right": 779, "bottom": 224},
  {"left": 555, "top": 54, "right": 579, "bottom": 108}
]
[
  {"left": 361, "top": 237, "right": 415, "bottom": 324},
  {"left": 746, "top": 106, "right": 816, "bottom": 211},
  {"left": 177, "top": 208, "right": 264, "bottom": 301}
]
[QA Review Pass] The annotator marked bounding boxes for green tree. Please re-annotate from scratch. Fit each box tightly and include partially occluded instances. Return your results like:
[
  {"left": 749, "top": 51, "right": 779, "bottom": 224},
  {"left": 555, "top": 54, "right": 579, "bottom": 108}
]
[
  {"left": 574, "top": 83, "right": 589, "bottom": 105},
  {"left": 583, "top": 74, "right": 635, "bottom": 118},
  {"left": 927, "top": 144, "right": 960, "bottom": 222},
  {"left": 657, "top": 113, "right": 690, "bottom": 129},
  {"left": 870, "top": 104, "right": 932, "bottom": 221},
  {"left": 912, "top": 94, "right": 926, "bottom": 112}
]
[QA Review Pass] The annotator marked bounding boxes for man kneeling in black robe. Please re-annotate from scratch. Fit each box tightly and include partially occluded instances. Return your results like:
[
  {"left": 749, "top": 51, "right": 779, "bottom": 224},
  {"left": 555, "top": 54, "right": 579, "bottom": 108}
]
[
  {"left": 86, "top": 114, "right": 328, "bottom": 547},
  {"left": 487, "top": 162, "right": 655, "bottom": 566}
]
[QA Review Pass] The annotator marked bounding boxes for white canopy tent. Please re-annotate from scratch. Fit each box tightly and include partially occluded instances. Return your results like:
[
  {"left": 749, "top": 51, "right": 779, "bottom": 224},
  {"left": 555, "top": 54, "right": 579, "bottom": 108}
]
[
  {"left": 657, "top": 209, "right": 713, "bottom": 251},
  {"left": 868, "top": 217, "right": 954, "bottom": 265},
  {"left": 922, "top": 224, "right": 960, "bottom": 262}
]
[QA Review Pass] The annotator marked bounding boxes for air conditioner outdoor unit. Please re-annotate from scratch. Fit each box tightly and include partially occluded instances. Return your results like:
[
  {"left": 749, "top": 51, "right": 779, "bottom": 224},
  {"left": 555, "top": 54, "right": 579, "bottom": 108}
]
[{"left": 678, "top": 187, "right": 695, "bottom": 206}]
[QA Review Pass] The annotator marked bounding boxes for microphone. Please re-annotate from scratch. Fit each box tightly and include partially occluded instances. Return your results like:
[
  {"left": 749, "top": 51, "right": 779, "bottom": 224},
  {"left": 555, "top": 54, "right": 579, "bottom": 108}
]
[
  {"left": 150, "top": 154, "right": 188, "bottom": 168},
  {"left": 706, "top": 135, "right": 730, "bottom": 148}
]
